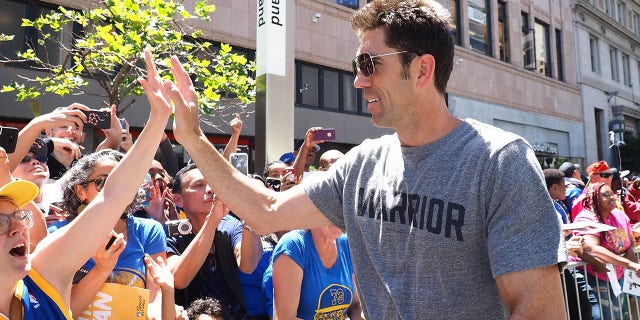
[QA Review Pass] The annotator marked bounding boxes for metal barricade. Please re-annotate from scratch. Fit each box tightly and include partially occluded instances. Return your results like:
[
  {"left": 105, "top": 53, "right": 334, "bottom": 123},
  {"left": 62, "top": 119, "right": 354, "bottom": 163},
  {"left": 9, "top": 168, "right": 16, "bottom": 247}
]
[{"left": 562, "top": 259, "right": 640, "bottom": 320}]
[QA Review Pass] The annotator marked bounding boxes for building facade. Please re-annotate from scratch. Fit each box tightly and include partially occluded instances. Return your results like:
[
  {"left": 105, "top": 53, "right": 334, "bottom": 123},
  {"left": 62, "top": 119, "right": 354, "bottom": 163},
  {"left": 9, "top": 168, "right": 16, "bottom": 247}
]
[{"left": 0, "top": 0, "right": 585, "bottom": 171}]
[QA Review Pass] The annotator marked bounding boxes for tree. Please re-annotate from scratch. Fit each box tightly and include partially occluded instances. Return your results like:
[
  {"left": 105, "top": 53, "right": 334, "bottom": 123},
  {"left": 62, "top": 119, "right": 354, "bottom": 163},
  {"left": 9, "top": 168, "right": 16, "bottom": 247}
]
[{"left": 0, "top": 0, "right": 255, "bottom": 117}]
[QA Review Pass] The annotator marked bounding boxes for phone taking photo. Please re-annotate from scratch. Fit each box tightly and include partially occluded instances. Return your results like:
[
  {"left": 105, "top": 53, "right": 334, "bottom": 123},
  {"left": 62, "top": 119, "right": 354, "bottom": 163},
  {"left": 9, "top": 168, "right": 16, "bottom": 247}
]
[
  {"left": 314, "top": 128, "right": 336, "bottom": 141},
  {"left": 119, "top": 118, "right": 127, "bottom": 129},
  {"left": 82, "top": 110, "right": 111, "bottom": 129},
  {"left": 230, "top": 153, "right": 249, "bottom": 175},
  {"left": 0, "top": 126, "right": 19, "bottom": 153},
  {"left": 105, "top": 235, "right": 117, "bottom": 250}
]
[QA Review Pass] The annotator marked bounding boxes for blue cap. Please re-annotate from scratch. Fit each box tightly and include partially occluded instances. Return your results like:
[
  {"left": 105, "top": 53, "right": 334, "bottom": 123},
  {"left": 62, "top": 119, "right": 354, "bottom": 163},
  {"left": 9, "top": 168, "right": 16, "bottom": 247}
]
[{"left": 279, "top": 152, "right": 295, "bottom": 164}]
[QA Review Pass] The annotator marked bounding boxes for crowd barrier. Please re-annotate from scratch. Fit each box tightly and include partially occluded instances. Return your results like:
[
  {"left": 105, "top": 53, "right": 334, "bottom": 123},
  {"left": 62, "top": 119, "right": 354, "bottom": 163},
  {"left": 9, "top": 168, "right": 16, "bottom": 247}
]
[{"left": 562, "top": 260, "right": 640, "bottom": 320}]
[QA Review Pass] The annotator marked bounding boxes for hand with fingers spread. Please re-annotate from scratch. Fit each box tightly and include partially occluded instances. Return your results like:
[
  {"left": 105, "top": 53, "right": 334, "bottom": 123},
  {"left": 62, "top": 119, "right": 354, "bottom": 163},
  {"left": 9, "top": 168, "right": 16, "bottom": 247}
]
[
  {"left": 145, "top": 180, "right": 170, "bottom": 223},
  {"left": 138, "top": 49, "right": 174, "bottom": 124}
]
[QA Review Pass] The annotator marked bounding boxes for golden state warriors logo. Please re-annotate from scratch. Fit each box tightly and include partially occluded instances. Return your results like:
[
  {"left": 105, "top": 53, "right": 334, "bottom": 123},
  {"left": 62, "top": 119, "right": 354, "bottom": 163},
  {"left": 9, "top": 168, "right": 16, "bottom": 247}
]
[{"left": 313, "top": 284, "right": 353, "bottom": 320}]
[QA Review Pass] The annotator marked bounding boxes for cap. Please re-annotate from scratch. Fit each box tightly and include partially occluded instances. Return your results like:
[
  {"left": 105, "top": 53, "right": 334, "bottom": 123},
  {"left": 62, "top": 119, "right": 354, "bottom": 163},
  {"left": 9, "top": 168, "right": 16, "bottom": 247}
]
[
  {"left": 558, "top": 162, "right": 579, "bottom": 178},
  {"left": 29, "top": 138, "right": 48, "bottom": 163},
  {"left": 586, "top": 160, "right": 616, "bottom": 175},
  {"left": 279, "top": 152, "right": 295, "bottom": 165},
  {"left": 0, "top": 180, "right": 39, "bottom": 208}
]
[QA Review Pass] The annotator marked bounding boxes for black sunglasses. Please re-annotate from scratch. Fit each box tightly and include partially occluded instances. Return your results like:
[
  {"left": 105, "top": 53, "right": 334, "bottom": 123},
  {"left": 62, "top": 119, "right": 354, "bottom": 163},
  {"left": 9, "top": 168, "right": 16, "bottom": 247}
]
[
  {"left": 351, "top": 51, "right": 408, "bottom": 77},
  {"left": 598, "top": 173, "right": 613, "bottom": 178},
  {"left": 82, "top": 176, "right": 107, "bottom": 191},
  {"left": 21, "top": 154, "right": 47, "bottom": 164}
]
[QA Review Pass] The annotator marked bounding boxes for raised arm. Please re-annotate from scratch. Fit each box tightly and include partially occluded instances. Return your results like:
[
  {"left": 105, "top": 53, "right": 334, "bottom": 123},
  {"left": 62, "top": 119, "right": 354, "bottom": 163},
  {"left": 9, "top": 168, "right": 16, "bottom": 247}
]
[
  {"left": 222, "top": 114, "right": 243, "bottom": 161},
  {"left": 166, "top": 56, "right": 331, "bottom": 234},
  {"left": 495, "top": 265, "right": 567, "bottom": 319},
  {"left": 168, "top": 201, "right": 226, "bottom": 289},
  {"left": 95, "top": 105, "right": 124, "bottom": 152},
  {"left": 30, "top": 49, "right": 172, "bottom": 297},
  {"left": 8, "top": 103, "right": 88, "bottom": 171}
]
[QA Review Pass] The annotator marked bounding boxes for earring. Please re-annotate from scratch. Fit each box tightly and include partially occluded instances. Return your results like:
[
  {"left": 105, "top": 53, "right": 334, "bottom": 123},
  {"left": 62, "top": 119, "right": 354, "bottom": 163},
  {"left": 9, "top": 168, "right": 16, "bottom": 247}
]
[{"left": 77, "top": 202, "right": 87, "bottom": 215}]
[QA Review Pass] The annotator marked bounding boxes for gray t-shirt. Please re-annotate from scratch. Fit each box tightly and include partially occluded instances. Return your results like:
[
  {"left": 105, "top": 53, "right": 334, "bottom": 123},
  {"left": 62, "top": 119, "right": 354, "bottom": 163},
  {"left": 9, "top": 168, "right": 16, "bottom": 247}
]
[{"left": 305, "top": 119, "right": 566, "bottom": 319}]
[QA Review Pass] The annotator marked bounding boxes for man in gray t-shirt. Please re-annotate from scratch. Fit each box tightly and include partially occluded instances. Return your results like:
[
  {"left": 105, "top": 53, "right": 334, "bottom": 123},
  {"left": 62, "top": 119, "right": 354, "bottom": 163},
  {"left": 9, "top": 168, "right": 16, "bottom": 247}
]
[{"left": 161, "top": 1, "right": 567, "bottom": 319}]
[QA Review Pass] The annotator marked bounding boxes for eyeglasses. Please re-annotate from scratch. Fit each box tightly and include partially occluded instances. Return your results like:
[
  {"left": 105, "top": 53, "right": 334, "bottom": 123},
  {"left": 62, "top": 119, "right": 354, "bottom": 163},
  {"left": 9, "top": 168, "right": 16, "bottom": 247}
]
[
  {"left": 21, "top": 154, "right": 47, "bottom": 164},
  {"left": 0, "top": 210, "right": 33, "bottom": 235},
  {"left": 598, "top": 173, "right": 613, "bottom": 178},
  {"left": 82, "top": 176, "right": 107, "bottom": 192},
  {"left": 351, "top": 51, "right": 408, "bottom": 77}
]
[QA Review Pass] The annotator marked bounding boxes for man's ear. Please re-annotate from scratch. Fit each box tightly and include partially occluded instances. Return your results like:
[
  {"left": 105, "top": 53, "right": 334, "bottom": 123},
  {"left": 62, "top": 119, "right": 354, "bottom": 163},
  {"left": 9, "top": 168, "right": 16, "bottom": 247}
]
[{"left": 415, "top": 54, "right": 436, "bottom": 88}]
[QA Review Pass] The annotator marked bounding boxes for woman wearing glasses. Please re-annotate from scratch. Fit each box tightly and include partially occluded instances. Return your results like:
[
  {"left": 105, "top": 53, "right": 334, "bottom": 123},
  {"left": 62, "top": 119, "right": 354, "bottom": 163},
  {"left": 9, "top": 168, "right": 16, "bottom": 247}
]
[
  {"left": 574, "top": 182, "right": 640, "bottom": 320},
  {"left": 0, "top": 49, "right": 172, "bottom": 319},
  {"left": 48, "top": 148, "right": 168, "bottom": 318}
]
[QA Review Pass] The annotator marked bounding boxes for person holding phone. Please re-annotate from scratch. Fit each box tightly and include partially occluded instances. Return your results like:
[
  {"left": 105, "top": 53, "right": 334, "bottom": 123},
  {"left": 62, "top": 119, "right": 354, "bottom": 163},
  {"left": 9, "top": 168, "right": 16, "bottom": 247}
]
[{"left": 0, "top": 48, "right": 171, "bottom": 319}]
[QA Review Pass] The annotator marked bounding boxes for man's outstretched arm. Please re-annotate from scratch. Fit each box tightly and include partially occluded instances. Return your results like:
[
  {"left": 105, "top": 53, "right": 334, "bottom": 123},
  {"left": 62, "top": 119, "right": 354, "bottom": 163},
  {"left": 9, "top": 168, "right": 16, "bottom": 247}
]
[{"left": 164, "top": 56, "right": 332, "bottom": 234}]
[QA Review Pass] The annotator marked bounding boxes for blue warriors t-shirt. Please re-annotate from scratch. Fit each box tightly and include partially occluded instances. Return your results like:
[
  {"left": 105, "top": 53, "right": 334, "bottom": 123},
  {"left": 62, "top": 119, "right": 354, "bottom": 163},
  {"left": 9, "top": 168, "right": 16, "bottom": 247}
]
[
  {"left": 49, "top": 215, "right": 166, "bottom": 287},
  {"left": 268, "top": 230, "right": 355, "bottom": 320},
  {"left": 19, "top": 269, "right": 72, "bottom": 319}
]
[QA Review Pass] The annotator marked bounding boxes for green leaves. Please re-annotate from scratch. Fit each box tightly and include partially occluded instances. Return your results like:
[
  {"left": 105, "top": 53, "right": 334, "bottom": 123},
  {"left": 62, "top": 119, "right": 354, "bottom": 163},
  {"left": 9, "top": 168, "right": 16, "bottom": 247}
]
[{"left": 0, "top": 0, "right": 255, "bottom": 118}]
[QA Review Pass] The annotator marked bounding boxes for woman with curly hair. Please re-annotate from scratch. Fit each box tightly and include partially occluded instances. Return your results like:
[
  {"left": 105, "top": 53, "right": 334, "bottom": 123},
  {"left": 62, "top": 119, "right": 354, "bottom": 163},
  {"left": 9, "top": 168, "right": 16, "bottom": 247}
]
[{"left": 574, "top": 182, "right": 640, "bottom": 320}]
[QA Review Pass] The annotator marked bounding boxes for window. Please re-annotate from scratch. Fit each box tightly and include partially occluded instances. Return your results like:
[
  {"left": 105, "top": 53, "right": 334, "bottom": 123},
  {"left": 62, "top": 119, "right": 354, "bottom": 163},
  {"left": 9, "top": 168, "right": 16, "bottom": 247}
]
[
  {"left": 296, "top": 61, "right": 367, "bottom": 115},
  {"left": 336, "top": 0, "right": 359, "bottom": 9},
  {"left": 522, "top": 12, "right": 535, "bottom": 70},
  {"left": 443, "top": 0, "right": 462, "bottom": 46},
  {"left": 606, "top": 0, "right": 616, "bottom": 19},
  {"left": 555, "top": 29, "right": 564, "bottom": 81},
  {"left": 590, "top": 35, "right": 600, "bottom": 73},
  {"left": 610, "top": 46, "right": 619, "bottom": 82},
  {"left": 0, "top": 1, "right": 28, "bottom": 59},
  {"left": 634, "top": 12, "right": 640, "bottom": 35},
  {"left": 469, "top": 0, "right": 491, "bottom": 56},
  {"left": 617, "top": 1, "right": 627, "bottom": 26},
  {"left": 622, "top": 53, "right": 631, "bottom": 86},
  {"left": 498, "top": 1, "right": 510, "bottom": 62},
  {"left": 534, "top": 20, "right": 551, "bottom": 77}
]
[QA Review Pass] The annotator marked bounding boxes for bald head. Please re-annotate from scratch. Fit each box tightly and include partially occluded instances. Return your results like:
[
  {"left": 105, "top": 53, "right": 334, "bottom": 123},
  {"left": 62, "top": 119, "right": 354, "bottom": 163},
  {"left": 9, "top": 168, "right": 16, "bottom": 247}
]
[{"left": 319, "top": 150, "right": 344, "bottom": 171}]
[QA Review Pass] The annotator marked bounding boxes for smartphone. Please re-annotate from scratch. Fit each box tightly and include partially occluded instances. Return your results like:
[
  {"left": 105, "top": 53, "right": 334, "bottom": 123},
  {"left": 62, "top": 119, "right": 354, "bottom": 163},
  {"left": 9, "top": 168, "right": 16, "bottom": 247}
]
[
  {"left": 314, "top": 128, "right": 336, "bottom": 141},
  {"left": 105, "top": 235, "right": 117, "bottom": 250},
  {"left": 265, "top": 177, "right": 281, "bottom": 192},
  {"left": 230, "top": 153, "right": 249, "bottom": 175},
  {"left": 119, "top": 118, "right": 127, "bottom": 129},
  {"left": 0, "top": 126, "right": 19, "bottom": 153},
  {"left": 283, "top": 167, "right": 296, "bottom": 182},
  {"left": 82, "top": 109, "right": 111, "bottom": 129}
]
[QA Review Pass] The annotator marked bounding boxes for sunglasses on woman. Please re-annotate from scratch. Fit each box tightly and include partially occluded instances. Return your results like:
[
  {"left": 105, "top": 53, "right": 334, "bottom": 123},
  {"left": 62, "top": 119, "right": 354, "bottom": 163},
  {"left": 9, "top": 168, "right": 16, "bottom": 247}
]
[
  {"left": 21, "top": 154, "right": 48, "bottom": 164},
  {"left": 351, "top": 51, "right": 408, "bottom": 77},
  {"left": 0, "top": 210, "right": 33, "bottom": 235},
  {"left": 598, "top": 173, "right": 613, "bottom": 178},
  {"left": 82, "top": 176, "right": 107, "bottom": 192}
]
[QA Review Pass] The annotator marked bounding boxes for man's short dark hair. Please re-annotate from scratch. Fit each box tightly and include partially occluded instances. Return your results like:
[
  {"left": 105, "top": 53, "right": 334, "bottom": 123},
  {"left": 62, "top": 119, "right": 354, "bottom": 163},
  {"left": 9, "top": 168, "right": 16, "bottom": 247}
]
[
  {"left": 543, "top": 168, "right": 565, "bottom": 190},
  {"left": 171, "top": 162, "right": 198, "bottom": 194},
  {"left": 186, "top": 297, "right": 231, "bottom": 320},
  {"left": 350, "top": 0, "right": 454, "bottom": 95}
]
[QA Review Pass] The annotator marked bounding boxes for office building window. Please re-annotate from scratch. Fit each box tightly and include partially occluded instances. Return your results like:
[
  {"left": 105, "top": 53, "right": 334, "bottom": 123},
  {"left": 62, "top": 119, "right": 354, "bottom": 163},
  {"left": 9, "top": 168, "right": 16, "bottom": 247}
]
[
  {"left": 469, "top": 0, "right": 491, "bottom": 56},
  {"left": 522, "top": 12, "right": 535, "bottom": 70},
  {"left": 300, "top": 64, "right": 319, "bottom": 107},
  {"left": 590, "top": 35, "right": 600, "bottom": 73},
  {"left": 622, "top": 53, "right": 631, "bottom": 86},
  {"left": 336, "top": 0, "right": 359, "bottom": 9},
  {"left": 0, "top": 0, "right": 66, "bottom": 65},
  {"left": 498, "top": 1, "right": 510, "bottom": 62},
  {"left": 442, "top": 0, "right": 461, "bottom": 46},
  {"left": 555, "top": 29, "right": 564, "bottom": 81},
  {"left": 634, "top": 12, "right": 640, "bottom": 35},
  {"left": 618, "top": 1, "right": 627, "bottom": 26},
  {"left": 534, "top": 20, "right": 551, "bottom": 77},
  {"left": 610, "top": 46, "right": 619, "bottom": 82},
  {"left": 323, "top": 70, "right": 340, "bottom": 110},
  {"left": 296, "top": 61, "right": 366, "bottom": 116},
  {"left": 606, "top": 0, "right": 616, "bottom": 19}
]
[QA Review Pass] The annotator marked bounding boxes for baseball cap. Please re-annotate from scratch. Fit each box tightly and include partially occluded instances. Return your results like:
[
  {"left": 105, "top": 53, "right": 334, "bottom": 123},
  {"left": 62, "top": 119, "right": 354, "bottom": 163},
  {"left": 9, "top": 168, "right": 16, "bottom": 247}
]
[
  {"left": 0, "top": 180, "right": 39, "bottom": 208},
  {"left": 28, "top": 138, "right": 49, "bottom": 163},
  {"left": 279, "top": 152, "right": 295, "bottom": 165},
  {"left": 558, "top": 162, "right": 579, "bottom": 178},
  {"left": 586, "top": 160, "right": 616, "bottom": 175}
]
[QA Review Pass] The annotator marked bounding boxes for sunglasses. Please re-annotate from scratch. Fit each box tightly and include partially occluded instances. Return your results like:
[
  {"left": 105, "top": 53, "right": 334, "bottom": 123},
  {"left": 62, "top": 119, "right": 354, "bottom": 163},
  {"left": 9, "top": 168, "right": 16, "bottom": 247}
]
[
  {"left": 598, "top": 173, "right": 613, "bottom": 178},
  {"left": 82, "top": 176, "right": 107, "bottom": 192},
  {"left": 21, "top": 154, "right": 47, "bottom": 164},
  {"left": 0, "top": 210, "right": 33, "bottom": 235},
  {"left": 351, "top": 51, "right": 408, "bottom": 77}
]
